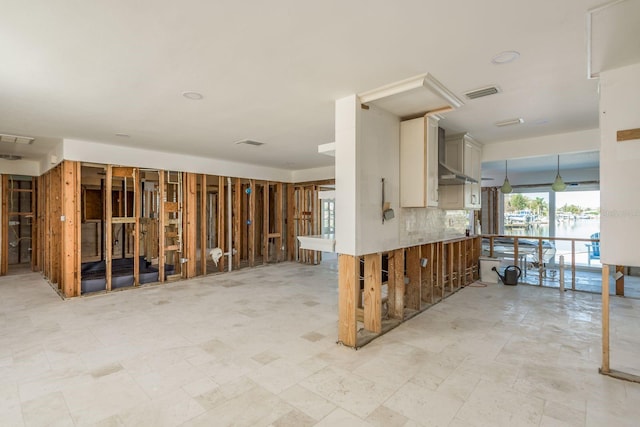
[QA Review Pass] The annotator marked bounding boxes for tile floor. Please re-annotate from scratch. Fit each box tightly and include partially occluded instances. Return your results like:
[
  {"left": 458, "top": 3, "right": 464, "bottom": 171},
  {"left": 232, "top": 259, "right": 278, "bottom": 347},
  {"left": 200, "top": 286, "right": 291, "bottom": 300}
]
[{"left": 1, "top": 261, "right": 639, "bottom": 426}]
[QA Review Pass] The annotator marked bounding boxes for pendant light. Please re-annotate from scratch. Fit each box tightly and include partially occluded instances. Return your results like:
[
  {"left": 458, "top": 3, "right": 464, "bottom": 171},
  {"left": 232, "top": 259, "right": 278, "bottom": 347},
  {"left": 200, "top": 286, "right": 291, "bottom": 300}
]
[
  {"left": 501, "top": 160, "right": 513, "bottom": 194},
  {"left": 551, "top": 155, "right": 566, "bottom": 192}
]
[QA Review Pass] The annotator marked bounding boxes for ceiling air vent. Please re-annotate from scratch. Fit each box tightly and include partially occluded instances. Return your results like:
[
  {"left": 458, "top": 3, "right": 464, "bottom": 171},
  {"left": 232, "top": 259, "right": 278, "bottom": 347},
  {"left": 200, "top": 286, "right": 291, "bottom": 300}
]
[
  {"left": 0, "top": 154, "right": 22, "bottom": 160},
  {"left": 464, "top": 86, "right": 500, "bottom": 100},
  {"left": 0, "top": 133, "right": 34, "bottom": 144},
  {"left": 235, "top": 139, "right": 265, "bottom": 146}
]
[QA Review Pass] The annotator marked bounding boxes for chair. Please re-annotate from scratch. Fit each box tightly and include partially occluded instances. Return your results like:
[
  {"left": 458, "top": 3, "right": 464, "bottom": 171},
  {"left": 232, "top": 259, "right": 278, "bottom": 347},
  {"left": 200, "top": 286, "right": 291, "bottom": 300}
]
[{"left": 585, "top": 232, "right": 600, "bottom": 266}]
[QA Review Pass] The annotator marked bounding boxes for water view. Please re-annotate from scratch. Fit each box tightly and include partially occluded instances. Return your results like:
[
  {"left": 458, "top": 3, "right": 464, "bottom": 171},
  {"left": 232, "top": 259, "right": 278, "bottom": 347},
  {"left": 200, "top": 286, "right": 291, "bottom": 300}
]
[{"left": 504, "top": 191, "right": 600, "bottom": 266}]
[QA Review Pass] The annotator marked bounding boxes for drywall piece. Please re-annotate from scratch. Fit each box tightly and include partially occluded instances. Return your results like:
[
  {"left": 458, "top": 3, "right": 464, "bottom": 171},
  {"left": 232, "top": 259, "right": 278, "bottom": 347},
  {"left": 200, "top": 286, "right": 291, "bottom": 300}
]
[{"left": 599, "top": 62, "right": 640, "bottom": 266}]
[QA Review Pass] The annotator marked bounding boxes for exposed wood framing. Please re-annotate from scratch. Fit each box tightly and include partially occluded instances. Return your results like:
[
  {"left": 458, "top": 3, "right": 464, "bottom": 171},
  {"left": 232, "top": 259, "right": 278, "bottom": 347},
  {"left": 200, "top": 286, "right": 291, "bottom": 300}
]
[
  {"left": 183, "top": 173, "right": 197, "bottom": 279},
  {"left": 363, "top": 253, "right": 382, "bottom": 333},
  {"left": 61, "top": 161, "right": 81, "bottom": 297},
  {"left": 338, "top": 254, "right": 358, "bottom": 347},
  {"left": 601, "top": 264, "right": 610, "bottom": 373},
  {"left": 249, "top": 179, "right": 255, "bottom": 267},
  {"left": 286, "top": 184, "right": 295, "bottom": 261},
  {"left": 263, "top": 181, "right": 269, "bottom": 264},
  {"left": 217, "top": 176, "right": 225, "bottom": 272},
  {"left": 233, "top": 178, "right": 241, "bottom": 269},
  {"left": 340, "top": 236, "right": 481, "bottom": 348},
  {"left": 158, "top": 170, "right": 165, "bottom": 282},
  {"left": 616, "top": 265, "right": 625, "bottom": 296},
  {"left": 105, "top": 165, "right": 113, "bottom": 291},
  {"left": 275, "top": 182, "right": 283, "bottom": 262},
  {"left": 405, "top": 246, "right": 421, "bottom": 310},
  {"left": 1, "top": 176, "right": 7, "bottom": 276},
  {"left": 390, "top": 248, "right": 405, "bottom": 320},
  {"left": 200, "top": 174, "right": 207, "bottom": 276},
  {"left": 134, "top": 169, "right": 141, "bottom": 286}
]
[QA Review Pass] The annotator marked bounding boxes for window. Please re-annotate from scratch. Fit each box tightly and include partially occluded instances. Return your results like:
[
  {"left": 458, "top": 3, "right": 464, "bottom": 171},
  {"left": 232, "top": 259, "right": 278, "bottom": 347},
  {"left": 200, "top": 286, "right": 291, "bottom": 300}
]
[
  {"left": 322, "top": 199, "right": 335, "bottom": 235},
  {"left": 503, "top": 192, "right": 550, "bottom": 237}
]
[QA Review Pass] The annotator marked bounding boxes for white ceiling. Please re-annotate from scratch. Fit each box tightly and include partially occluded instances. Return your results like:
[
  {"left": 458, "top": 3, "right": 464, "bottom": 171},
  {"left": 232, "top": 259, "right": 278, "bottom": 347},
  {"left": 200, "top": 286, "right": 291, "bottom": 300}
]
[{"left": 0, "top": 0, "right": 635, "bottom": 171}]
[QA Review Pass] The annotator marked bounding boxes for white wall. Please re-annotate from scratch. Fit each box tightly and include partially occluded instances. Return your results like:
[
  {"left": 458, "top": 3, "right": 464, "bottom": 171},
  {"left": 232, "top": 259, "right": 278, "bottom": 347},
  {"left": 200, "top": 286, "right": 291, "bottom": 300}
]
[
  {"left": 335, "top": 95, "right": 359, "bottom": 254},
  {"left": 0, "top": 159, "right": 40, "bottom": 176},
  {"left": 290, "top": 165, "right": 335, "bottom": 183},
  {"left": 481, "top": 167, "right": 600, "bottom": 188},
  {"left": 62, "top": 139, "right": 292, "bottom": 182},
  {"left": 355, "top": 103, "right": 402, "bottom": 254},
  {"left": 599, "top": 62, "right": 640, "bottom": 266},
  {"left": 335, "top": 96, "right": 468, "bottom": 256},
  {"left": 482, "top": 129, "right": 600, "bottom": 162}
]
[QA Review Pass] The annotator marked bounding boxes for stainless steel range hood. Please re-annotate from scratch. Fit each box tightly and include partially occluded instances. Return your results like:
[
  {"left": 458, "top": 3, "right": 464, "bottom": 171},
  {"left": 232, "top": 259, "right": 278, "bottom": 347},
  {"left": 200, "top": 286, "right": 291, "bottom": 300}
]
[
  {"left": 438, "top": 162, "right": 478, "bottom": 185},
  {"left": 438, "top": 128, "right": 477, "bottom": 185}
]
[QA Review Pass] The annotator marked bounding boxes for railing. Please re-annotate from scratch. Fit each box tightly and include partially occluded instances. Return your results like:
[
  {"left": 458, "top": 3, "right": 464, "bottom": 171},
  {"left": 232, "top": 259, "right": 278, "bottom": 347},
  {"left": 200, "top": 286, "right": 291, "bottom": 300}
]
[{"left": 480, "top": 234, "right": 600, "bottom": 291}]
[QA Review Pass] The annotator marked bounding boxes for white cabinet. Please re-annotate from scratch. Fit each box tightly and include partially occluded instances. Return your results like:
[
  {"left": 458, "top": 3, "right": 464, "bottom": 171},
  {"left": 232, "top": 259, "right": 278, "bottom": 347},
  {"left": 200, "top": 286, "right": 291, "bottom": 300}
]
[
  {"left": 439, "top": 133, "right": 482, "bottom": 210},
  {"left": 400, "top": 115, "right": 439, "bottom": 207}
]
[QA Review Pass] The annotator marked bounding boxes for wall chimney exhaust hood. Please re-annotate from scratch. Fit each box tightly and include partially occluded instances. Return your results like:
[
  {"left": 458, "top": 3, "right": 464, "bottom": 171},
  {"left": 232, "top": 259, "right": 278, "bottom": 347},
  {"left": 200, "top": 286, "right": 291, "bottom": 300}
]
[
  {"left": 358, "top": 73, "right": 464, "bottom": 118},
  {"left": 438, "top": 130, "right": 478, "bottom": 185}
]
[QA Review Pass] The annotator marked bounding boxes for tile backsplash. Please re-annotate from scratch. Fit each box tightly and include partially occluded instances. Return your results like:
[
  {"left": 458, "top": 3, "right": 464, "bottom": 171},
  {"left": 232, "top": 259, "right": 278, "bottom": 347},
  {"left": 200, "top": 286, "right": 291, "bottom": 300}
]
[{"left": 399, "top": 207, "right": 470, "bottom": 246}]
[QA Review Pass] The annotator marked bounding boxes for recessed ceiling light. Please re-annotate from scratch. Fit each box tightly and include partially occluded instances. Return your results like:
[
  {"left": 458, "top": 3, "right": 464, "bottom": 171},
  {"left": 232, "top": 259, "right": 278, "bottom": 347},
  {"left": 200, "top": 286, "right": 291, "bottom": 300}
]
[
  {"left": 115, "top": 133, "right": 130, "bottom": 138},
  {"left": 495, "top": 118, "right": 524, "bottom": 127},
  {"left": 491, "top": 50, "right": 520, "bottom": 65},
  {"left": 182, "top": 91, "right": 204, "bottom": 100}
]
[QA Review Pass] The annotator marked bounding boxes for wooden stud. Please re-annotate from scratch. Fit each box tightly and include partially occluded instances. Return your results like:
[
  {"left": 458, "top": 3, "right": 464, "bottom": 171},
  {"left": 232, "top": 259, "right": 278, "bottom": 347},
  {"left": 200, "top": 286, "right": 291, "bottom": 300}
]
[
  {"left": 133, "top": 168, "right": 141, "bottom": 286},
  {"left": 184, "top": 173, "right": 197, "bottom": 278},
  {"left": 601, "top": 264, "right": 610, "bottom": 374},
  {"left": 105, "top": 165, "right": 113, "bottom": 291},
  {"left": 538, "top": 238, "right": 544, "bottom": 286},
  {"left": 158, "top": 170, "right": 165, "bottom": 282},
  {"left": 447, "top": 242, "right": 454, "bottom": 293},
  {"left": 1, "top": 175, "right": 7, "bottom": 276},
  {"left": 389, "top": 248, "right": 405, "bottom": 320},
  {"left": 217, "top": 176, "right": 225, "bottom": 272},
  {"left": 615, "top": 265, "right": 625, "bottom": 296},
  {"left": 111, "top": 166, "right": 135, "bottom": 178},
  {"left": 276, "top": 182, "right": 283, "bottom": 262},
  {"left": 437, "top": 242, "right": 444, "bottom": 300},
  {"left": 286, "top": 184, "right": 295, "bottom": 262},
  {"left": 405, "top": 246, "right": 421, "bottom": 310},
  {"left": 200, "top": 175, "right": 207, "bottom": 276},
  {"left": 363, "top": 253, "right": 382, "bottom": 333},
  {"left": 233, "top": 178, "right": 241, "bottom": 269},
  {"left": 249, "top": 179, "right": 255, "bottom": 267},
  {"left": 338, "top": 254, "right": 358, "bottom": 347},
  {"left": 31, "top": 177, "right": 37, "bottom": 272},
  {"left": 263, "top": 182, "right": 270, "bottom": 264}
]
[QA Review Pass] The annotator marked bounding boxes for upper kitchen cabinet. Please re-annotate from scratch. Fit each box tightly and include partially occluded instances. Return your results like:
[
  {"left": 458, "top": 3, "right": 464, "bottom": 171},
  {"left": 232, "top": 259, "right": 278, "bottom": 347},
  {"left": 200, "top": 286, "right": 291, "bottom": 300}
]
[
  {"left": 400, "top": 115, "right": 440, "bottom": 207},
  {"left": 439, "top": 133, "right": 482, "bottom": 210}
]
